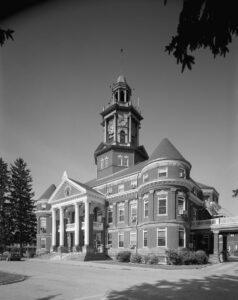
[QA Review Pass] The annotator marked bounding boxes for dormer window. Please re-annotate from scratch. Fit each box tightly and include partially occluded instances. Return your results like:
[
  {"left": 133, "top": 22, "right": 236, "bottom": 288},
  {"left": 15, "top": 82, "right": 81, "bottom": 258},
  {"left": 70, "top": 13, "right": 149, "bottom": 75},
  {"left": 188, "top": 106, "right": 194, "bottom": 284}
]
[
  {"left": 104, "top": 156, "right": 109, "bottom": 168},
  {"left": 118, "top": 155, "right": 123, "bottom": 166},
  {"left": 124, "top": 156, "right": 129, "bottom": 167},
  {"left": 158, "top": 167, "right": 167, "bottom": 178},
  {"left": 131, "top": 178, "right": 137, "bottom": 188},
  {"left": 179, "top": 168, "right": 186, "bottom": 178},
  {"left": 118, "top": 184, "right": 124, "bottom": 193},
  {"left": 107, "top": 185, "right": 113, "bottom": 195}
]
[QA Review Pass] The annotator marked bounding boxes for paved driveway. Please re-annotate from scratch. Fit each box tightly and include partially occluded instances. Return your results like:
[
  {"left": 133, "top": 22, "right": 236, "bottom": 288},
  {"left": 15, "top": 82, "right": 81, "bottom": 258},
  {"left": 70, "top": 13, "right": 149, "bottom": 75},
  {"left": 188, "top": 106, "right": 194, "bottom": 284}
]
[{"left": 0, "top": 259, "right": 238, "bottom": 300}]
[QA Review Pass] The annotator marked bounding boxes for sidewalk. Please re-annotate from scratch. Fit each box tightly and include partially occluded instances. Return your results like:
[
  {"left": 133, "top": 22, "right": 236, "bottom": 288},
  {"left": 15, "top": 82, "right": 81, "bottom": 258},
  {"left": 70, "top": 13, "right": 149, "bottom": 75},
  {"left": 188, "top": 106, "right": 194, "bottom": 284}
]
[{"left": 30, "top": 257, "right": 210, "bottom": 271}]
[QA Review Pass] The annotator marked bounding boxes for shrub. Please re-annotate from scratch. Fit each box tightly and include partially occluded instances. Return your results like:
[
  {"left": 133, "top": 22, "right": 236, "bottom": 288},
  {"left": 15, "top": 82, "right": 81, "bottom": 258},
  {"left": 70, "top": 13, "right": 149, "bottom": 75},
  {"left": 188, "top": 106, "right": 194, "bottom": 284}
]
[
  {"left": 166, "top": 249, "right": 182, "bottom": 265},
  {"left": 147, "top": 254, "right": 159, "bottom": 265},
  {"left": 182, "top": 251, "right": 197, "bottom": 265},
  {"left": 116, "top": 251, "right": 131, "bottom": 262},
  {"left": 141, "top": 254, "right": 150, "bottom": 264},
  {"left": 130, "top": 253, "right": 142, "bottom": 263},
  {"left": 195, "top": 250, "right": 208, "bottom": 264},
  {"left": 233, "top": 250, "right": 238, "bottom": 257}
]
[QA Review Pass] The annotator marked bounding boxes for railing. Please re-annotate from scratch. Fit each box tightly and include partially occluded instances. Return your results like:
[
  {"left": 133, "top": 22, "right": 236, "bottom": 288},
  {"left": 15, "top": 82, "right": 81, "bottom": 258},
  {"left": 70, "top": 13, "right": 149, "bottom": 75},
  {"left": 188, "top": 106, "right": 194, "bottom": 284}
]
[
  {"left": 66, "top": 223, "right": 75, "bottom": 231},
  {"left": 191, "top": 216, "right": 238, "bottom": 229},
  {"left": 81, "top": 222, "right": 103, "bottom": 231}
]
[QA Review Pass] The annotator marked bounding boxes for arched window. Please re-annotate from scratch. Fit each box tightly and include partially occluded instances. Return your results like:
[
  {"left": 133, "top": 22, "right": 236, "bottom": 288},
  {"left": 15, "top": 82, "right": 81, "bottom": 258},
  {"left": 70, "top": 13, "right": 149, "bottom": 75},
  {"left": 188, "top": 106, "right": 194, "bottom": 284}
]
[
  {"left": 120, "top": 130, "right": 126, "bottom": 143},
  {"left": 120, "top": 90, "right": 124, "bottom": 102}
]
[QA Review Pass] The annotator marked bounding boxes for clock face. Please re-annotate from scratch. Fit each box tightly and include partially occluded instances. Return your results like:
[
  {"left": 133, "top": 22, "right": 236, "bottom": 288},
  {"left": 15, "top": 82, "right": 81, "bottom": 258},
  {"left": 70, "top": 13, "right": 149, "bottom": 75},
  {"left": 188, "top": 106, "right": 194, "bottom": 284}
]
[{"left": 118, "top": 113, "right": 128, "bottom": 127}]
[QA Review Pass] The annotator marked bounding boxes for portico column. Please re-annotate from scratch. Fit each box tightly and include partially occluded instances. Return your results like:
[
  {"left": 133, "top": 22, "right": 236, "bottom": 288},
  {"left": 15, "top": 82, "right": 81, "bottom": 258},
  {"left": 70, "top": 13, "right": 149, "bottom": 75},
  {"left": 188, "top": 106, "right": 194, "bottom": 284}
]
[
  {"left": 59, "top": 207, "right": 64, "bottom": 247},
  {"left": 84, "top": 200, "right": 90, "bottom": 246},
  {"left": 75, "top": 202, "right": 80, "bottom": 247},
  {"left": 51, "top": 208, "right": 57, "bottom": 249},
  {"left": 213, "top": 230, "right": 220, "bottom": 262}
]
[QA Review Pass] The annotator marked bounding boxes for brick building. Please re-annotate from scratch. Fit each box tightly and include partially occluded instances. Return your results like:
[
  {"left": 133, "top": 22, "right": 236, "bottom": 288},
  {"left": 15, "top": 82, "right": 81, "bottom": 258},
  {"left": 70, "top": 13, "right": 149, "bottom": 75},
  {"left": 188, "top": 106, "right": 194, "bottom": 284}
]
[{"left": 36, "top": 75, "right": 220, "bottom": 261}]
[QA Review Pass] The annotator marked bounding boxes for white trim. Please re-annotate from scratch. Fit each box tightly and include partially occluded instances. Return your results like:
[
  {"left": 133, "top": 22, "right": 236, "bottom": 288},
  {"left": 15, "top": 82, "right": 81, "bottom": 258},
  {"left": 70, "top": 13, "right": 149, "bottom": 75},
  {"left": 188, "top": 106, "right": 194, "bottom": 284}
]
[
  {"left": 143, "top": 198, "right": 149, "bottom": 218},
  {"left": 157, "top": 193, "right": 168, "bottom": 216},
  {"left": 177, "top": 195, "right": 186, "bottom": 215},
  {"left": 48, "top": 176, "right": 86, "bottom": 204},
  {"left": 178, "top": 227, "right": 186, "bottom": 248},
  {"left": 40, "top": 237, "right": 46, "bottom": 249},
  {"left": 118, "top": 232, "right": 124, "bottom": 248},
  {"left": 141, "top": 159, "right": 191, "bottom": 174},
  {"left": 158, "top": 167, "right": 168, "bottom": 178},
  {"left": 118, "top": 183, "right": 125, "bottom": 193},
  {"left": 157, "top": 227, "right": 167, "bottom": 247},
  {"left": 143, "top": 229, "right": 148, "bottom": 248},
  {"left": 118, "top": 203, "right": 125, "bottom": 223},
  {"left": 129, "top": 231, "right": 137, "bottom": 247}
]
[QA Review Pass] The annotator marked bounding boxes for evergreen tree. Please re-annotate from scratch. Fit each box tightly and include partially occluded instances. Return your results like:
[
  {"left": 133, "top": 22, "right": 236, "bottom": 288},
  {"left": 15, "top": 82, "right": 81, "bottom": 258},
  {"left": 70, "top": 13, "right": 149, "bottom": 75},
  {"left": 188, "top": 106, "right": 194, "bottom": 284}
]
[
  {"left": 9, "top": 158, "right": 36, "bottom": 254},
  {"left": 0, "top": 158, "right": 10, "bottom": 251}
]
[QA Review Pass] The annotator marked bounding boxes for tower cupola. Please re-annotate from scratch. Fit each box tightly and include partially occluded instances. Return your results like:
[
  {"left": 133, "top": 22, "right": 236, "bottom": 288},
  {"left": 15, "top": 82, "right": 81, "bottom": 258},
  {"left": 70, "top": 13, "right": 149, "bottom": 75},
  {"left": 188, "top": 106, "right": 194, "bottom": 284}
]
[{"left": 94, "top": 75, "right": 148, "bottom": 179}]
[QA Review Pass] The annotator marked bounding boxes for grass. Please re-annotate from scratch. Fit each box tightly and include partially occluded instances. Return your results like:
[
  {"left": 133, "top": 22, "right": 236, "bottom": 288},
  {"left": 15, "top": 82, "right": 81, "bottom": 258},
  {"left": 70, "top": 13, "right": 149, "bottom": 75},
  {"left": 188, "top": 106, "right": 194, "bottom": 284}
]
[{"left": 0, "top": 271, "right": 26, "bottom": 285}]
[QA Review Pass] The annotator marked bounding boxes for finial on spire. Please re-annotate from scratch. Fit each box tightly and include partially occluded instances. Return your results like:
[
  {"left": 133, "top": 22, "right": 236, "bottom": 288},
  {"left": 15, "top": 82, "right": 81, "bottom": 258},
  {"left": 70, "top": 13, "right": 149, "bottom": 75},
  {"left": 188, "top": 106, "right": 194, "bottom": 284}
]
[{"left": 62, "top": 170, "right": 68, "bottom": 181}]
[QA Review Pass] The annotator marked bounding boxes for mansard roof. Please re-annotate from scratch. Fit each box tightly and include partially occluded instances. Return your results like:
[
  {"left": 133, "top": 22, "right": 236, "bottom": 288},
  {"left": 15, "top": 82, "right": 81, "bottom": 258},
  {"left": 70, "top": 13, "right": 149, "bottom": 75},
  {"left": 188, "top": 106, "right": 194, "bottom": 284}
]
[
  {"left": 149, "top": 138, "right": 191, "bottom": 167},
  {"left": 38, "top": 184, "right": 56, "bottom": 200}
]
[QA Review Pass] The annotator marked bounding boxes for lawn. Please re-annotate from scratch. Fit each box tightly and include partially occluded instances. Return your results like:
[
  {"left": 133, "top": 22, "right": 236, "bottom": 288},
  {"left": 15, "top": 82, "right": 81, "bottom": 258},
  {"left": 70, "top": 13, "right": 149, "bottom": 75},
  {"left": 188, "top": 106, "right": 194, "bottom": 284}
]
[{"left": 0, "top": 270, "right": 26, "bottom": 285}]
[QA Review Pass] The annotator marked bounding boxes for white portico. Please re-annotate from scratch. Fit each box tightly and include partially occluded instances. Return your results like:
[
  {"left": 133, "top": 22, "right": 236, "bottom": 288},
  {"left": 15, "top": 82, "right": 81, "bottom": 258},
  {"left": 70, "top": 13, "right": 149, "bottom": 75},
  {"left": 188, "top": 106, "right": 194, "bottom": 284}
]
[{"left": 48, "top": 171, "right": 105, "bottom": 254}]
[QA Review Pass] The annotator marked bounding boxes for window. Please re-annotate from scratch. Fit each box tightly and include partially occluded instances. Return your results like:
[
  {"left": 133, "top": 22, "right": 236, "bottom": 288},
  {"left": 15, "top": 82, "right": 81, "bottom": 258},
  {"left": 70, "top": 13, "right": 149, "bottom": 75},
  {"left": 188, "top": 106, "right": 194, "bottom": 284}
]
[
  {"left": 157, "top": 193, "right": 167, "bottom": 215},
  {"left": 118, "top": 204, "right": 125, "bottom": 222},
  {"left": 179, "top": 227, "right": 185, "bottom": 247},
  {"left": 108, "top": 233, "right": 112, "bottom": 247},
  {"left": 143, "top": 230, "right": 148, "bottom": 247},
  {"left": 131, "top": 179, "right": 137, "bottom": 188},
  {"left": 178, "top": 196, "right": 186, "bottom": 215},
  {"left": 144, "top": 198, "right": 149, "bottom": 218},
  {"left": 143, "top": 173, "right": 149, "bottom": 183},
  {"left": 120, "top": 130, "right": 126, "bottom": 143},
  {"left": 124, "top": 156, "right": 129, "bottom": 167},
  {"left": 158, "top": 167, "right": 168, "bottom": 178},
  {"left": 157, "top": 228, "right": 166, "bottom": 247},
  {"left": 192, "top": 207, "right": 197, "bottom": 221},
  {"left": 179, "top": 168, "right": 186, "bottom": 178},
  {"left": 118, "top": 184, "right": 124, "bottom": 193},
  {"left": 40, "top": 217, "right": 47, "bottom": 233},
  {"left": 130, "top": 202, "right": 137, "bottom": 224},
  {"left": 108, "top": 206, "right": 113, "bottom": 224},
  {"left": 107, "top": 185, "right": 113, "bottom": 195},
  {"left": 118, "top": 233, "right": 124, "bottom": 248},
  {"left": 105, "top": 156, "right": 109, "bottom": 168},
  {"left": 40, "top": 238, "right": 46, "bottom": 249},
  {"left": 130, "top": 232, "right": 137, "bottom": 248},
  {"left": 118, "top": 155, "right": 123, "bottom": 166}
]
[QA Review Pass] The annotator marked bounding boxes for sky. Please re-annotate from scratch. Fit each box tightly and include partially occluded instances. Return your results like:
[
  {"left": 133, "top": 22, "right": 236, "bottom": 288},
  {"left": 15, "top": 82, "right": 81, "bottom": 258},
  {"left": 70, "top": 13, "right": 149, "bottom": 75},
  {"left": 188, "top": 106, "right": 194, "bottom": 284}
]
[{"left": 0, "top": 0, "right": 238, "bottom": 214}]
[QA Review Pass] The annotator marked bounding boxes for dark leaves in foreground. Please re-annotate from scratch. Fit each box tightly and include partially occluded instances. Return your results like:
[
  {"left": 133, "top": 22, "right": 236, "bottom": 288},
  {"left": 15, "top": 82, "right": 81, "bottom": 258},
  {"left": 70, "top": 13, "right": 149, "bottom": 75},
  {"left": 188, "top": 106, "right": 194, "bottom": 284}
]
[
  {"left": 232, "top": 189, "right": 238, "bottom": 198},
  {"left": 165, "top": 0, "right": 238, "bottom": 71},
  {"left": 0, "top": 28, "right": 14, "bottom": 46}
]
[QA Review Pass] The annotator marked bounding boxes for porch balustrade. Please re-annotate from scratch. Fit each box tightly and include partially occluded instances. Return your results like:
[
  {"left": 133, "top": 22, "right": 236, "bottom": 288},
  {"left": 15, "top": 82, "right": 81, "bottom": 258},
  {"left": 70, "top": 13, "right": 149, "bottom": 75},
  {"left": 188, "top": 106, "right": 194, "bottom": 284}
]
[{"left": 191, "top": 216, "right": 238, "bottom": 230}]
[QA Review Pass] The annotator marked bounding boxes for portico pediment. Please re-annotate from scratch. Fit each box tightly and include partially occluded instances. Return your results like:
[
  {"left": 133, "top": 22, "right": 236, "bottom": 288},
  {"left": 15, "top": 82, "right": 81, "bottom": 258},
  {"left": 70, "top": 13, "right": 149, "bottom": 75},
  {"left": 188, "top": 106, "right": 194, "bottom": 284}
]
[
  {"left": 48, "top": 171, "right": 105, "bottom": 205},
  {"left": 48, "top": 173, "right": 86, "bottom": 204}
]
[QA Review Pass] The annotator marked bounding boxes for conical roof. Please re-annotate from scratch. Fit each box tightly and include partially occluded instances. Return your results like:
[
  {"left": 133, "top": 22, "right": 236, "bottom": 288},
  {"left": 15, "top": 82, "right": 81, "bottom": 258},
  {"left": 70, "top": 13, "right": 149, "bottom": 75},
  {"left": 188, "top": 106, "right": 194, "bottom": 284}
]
[
  {"left": 149, "top": 138, "right": 190, "bottom": 165},
  {"left": 38, "top": 184, "right": 56, "bottom": 200}
]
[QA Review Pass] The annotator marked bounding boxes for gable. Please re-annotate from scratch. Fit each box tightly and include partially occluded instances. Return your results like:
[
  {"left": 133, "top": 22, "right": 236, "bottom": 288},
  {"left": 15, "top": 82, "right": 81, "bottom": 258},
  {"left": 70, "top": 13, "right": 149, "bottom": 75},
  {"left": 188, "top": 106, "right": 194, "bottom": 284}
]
[{"left": 49, "top": 180, "right": 85, "bottom": 203}]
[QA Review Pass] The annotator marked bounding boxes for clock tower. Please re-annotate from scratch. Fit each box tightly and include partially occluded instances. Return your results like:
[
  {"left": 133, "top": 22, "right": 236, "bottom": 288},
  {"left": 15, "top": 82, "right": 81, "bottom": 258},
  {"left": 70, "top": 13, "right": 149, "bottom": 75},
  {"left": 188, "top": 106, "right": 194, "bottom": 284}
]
[{"left": 94, "top": 75, "right": 148, "bottom": 179}]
